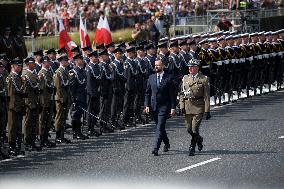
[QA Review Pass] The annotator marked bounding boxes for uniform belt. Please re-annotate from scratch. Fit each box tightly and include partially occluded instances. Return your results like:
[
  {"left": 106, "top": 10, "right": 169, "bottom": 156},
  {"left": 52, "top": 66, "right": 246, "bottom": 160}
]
[{"left": 184, "top": 96, "right": 203, "bottom": 101}]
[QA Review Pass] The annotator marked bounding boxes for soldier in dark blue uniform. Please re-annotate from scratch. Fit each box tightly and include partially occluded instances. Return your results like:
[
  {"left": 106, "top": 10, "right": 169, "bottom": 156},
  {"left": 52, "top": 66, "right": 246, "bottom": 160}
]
[
  {"left": 33, "top": 50, "right": 43, "bottom": 74},
  {"left": 69, "top": 46, "right": 81, "bottom": 69},
  {"left": 122, "top": 46, "right": 138, "bottom": 127},
  {"left": 145, "top": 43, "right": 157, "bottom": 75},
  {"left": 106, "top": 42, "right": 115, "bottom": 62},
  {"left": 98, "top": 49, "right": 114, "bottom": 133},
  {"left": 179, "top": 39, "right": 192, "bottom": 76},
  {"left": 82, "top": 45, "right": 92, "bottom": 65},
  {"left": 168, "top": 40, "right": 182, "bottom": 97},
  {"left": 117, "top": 42, "right": 127, "bottom": 62},
  {"left": 69, "top": 53, "right": 89, "bottom": 140},
  {"left": 134, "top": 45, "right": 149, "bottom": 124},
  {"left": 86, "top": 50, "right": 102, "bottom": 136},
  {"left": 157, "top": 41, "right": 170, "bottom": 71},
  {"left": 110, "top": 47, "right": 126, "bottom": 130}
]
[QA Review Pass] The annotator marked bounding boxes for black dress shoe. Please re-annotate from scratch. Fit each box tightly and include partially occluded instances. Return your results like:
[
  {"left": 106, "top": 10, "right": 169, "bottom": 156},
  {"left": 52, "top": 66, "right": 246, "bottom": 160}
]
[
  {"left": 152, "top": 149, "right": 159, "bottom": 156},
  {"left": 88, "top": 130, "right": 102, "bottom": 137},
  {"left": 189, "top": 146, "right": 195, "bottom": 156},
  {"left": 163, "top": 144, "right": 170, "bottom": 152}
]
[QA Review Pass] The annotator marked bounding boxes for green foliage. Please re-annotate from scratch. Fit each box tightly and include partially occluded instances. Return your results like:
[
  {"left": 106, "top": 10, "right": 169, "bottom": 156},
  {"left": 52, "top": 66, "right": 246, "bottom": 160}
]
[{"left": 25, "top": 28, "right": 133, "bottom": 52}]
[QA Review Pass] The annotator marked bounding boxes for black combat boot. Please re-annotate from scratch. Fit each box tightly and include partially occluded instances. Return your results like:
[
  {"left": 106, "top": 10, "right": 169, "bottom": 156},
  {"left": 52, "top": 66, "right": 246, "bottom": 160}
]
[
  {"left": 8, "top": 143, "right": 17, "bottom": 156},
  {"left": 196, "top": 134, "right": 203, "bottom": 151},
  {"left": 189, "top": 133, "right": 197, "bottom": 156},
  {"left": 55, "top": 130, "right": 62, "bottom": 144}
]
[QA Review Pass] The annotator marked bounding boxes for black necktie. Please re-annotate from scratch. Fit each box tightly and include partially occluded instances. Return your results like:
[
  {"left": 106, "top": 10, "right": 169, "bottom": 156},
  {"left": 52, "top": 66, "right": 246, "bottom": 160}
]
[{"left": 157, "top": 74, "right": 160, "bottom": 88}]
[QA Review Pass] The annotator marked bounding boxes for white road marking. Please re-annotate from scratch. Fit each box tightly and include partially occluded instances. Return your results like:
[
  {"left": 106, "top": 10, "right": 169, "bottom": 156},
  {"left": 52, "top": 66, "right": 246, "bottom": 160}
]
[
  {"left": 120, "top": 124, "right": 152, "bottom": 132},
  {"left": 175, "top": 157, "right": 221, "bottom": 173},
  {"left": 279, "top": 136, "right": 284, "bottom": 139}
]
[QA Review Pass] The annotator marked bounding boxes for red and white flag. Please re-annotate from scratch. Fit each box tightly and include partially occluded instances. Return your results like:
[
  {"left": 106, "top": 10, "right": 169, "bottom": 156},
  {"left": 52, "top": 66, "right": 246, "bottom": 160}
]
[
  {"left": 79, "top": 15, "right": 91, "bottom": 48},
  {"left": 94, "top": 16, "right": 112, "bottom": 45},
  {"left": 58, "top": 19, "right": 77, "bottom": 58}
]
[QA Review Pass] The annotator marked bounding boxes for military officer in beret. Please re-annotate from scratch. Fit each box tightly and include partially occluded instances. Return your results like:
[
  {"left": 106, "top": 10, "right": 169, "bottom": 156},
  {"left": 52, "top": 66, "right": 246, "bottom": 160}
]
[
  {"left": 179, "top": 59, "right": 211, "bottom": 156},
  {"left": 6, "top": 58, "right": 25, "bottom": 156},
  {"left": 69, "top": 53, "right": 89, "bottom": 140},
  {"left": 86, "top": 50, "right": 102, "bottom": 136},
  {"left": 22, "top": 57, "right": 42, "bottom": 151},
  {"left": 54, "top": 55, "right": 71, "bottom": 144},
  {"left": 38, "top": 56, "right": 56, "bottom": 148}
]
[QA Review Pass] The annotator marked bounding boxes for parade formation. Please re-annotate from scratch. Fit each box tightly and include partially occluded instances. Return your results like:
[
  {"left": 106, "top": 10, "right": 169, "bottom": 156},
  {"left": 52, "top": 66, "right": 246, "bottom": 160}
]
[{"left": 0, "top": 28, "right": 284, "bottom": 159}]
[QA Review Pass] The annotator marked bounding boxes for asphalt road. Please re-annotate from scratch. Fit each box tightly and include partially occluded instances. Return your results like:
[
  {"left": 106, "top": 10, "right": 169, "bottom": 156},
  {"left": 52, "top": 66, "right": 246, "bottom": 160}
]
[{"left": 0, "top": 91, "right": 283, "bottom": 189}]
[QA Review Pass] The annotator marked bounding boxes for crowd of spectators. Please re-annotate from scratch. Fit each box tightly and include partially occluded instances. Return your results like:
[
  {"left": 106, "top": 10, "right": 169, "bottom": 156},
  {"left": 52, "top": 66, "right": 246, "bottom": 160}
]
[{"left": 24, "top": 0, "right": 284, "bottom": 36}]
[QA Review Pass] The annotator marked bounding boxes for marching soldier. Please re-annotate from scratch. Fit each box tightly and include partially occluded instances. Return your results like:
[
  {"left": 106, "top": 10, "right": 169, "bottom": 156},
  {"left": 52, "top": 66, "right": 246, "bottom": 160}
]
[
  {"left": 12, "top": 27, "right": 28, "bottom": 60},
  {"left": 157, "top": 41, "right": 170, "bottom": 70},
  {"left": 33, "top": 50, "right": 43, "bottom": 74},
  {"left": 54, "top": 55, "right": 71, "bottom": 144},
  {"left": 69, "top": 54, "right": 89, "bottom": 140},
  {"left": 117, "top": 42, "right": 127, "bottom": 62},
  {"left": 6, "top": 58, "right": 25, "bottom": 156},
  {"left": 144, "top": 43, "right": 157, "bottom": 75},
  {"left": 38, "top": 56, "right": 56, "bottom": 148},
  {"left": 106, "top": 42, "right": 115, "bottom": 62},
  {"left": 98, "top": 49, "right": 114, "bottom": 132},
  {"left": 86, "top": 51, "right": 102, "bottom": 136},
  {"left": 179, "top": 59, "right": 211, "bottom": 156},
  {"left": 168, "top": 40, "right": 183, "bottom": 96},
  {"left": 110, "top": 47, "right": 126, "bottom": 130},
  {"left": 122, "top": 46, "right": 138, "bottom": 127},
  {"left": 134, "top": 45, "right": 148, "bottom": 124},
  {"left": 70, "top": 46, "right": 81, "bottom": 69},
  {"left": 22, "top": 57, "right": 42, "bottom": 151},
  {"left": 179, "top": 39, "right": 192, "bottom": 76},
  {"left": 82, "top": 46, "right": 92, "bottom": 65},
  {"left": 46, "top": 48, "right": 59, "bottom": 75}
]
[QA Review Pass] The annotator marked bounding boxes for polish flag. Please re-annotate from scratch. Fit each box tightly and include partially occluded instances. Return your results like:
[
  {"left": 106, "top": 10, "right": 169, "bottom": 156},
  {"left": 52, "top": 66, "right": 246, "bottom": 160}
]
[
  {"left": 94, "top": 16, "right": 112, "bottom": 45},
  {"left": 79, "top": 15, "right": 91, "bottom": 48},
  {"left": 58, "top": 19, "right": 77, "bottom": 58}
]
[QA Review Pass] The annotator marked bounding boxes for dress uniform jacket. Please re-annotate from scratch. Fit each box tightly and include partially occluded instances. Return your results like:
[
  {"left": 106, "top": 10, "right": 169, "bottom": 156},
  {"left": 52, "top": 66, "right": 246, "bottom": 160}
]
[
  {"left": 54, "top": 66, "right": 70, "bottom": 105},
  {"left": 180, "top": 73, "right": 210, "bottom": 114},
  {"left": 6, "top": 71, "right": 25, "bottom": 145},
  {"left": 22, "top": 69, "right": 40, "bottom": 109},
  {"left": 38, "top": 68, "right": 54, "bottom": 108},
  {"left": 145, "top": 54, "right": 156, "bottom": 74}
]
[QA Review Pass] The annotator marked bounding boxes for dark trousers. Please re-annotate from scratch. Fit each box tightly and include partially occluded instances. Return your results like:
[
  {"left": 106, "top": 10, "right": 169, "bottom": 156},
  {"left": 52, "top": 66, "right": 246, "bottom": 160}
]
[
  {"left": 87, "top": 95, "right": 100, "bottom": 129},
  {"left": 153, "top": 111, "right": 169, "bottom": 150},
  {"left": 99, "top": 96, "right": 111, "bottom": 123},
  {"left": 111, "top": 93, "right": 123, "bottom": 123},
  {"left": 122, "top": 90, "right": 135, "bottom": 123}
]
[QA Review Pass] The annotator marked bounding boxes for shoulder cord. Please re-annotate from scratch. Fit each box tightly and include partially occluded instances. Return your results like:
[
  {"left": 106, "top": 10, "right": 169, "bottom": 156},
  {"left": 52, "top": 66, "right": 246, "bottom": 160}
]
[
  {"left": 88, "top": 64, "right": 101, "bottom": 79},
  {"left": 111, "top": 62, "right": 124, "bottom": 77},
  {"left": 72, "top": 69, "right": 86, "bottom": 85},
  {"left": 101, "top": 65, "right": 113, "bottom": 79},
  {"left": 170, "top": 54, "right": 181, "bottom": 68},
  {"left": 41, "top": 70, "right": 54, "bottom": 88},
  {"left": 136, "top": 58, "right": 147, "bottom": 74},
  {"left": 59, "top": 70, "right": 69, "bottom": 86},
  {"left": 24, "top": 75, "right": 39, "bottom": 88},
  {"left": 11, "top": 76, "right": 23, "bottom": 92},
  {"left": 145, "top": 56, "right": 154, "bottom": 71},
  {"left": 127, "top": 60, "right": 138, "bottom": 75},
  {"left": 2, "top": 37, "right": 12, "bottom": 48}
]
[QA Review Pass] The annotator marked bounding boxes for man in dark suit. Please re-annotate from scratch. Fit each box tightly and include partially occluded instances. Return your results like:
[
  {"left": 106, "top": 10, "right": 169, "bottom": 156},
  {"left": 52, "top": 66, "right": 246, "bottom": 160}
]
[{"left": 144, "top": 58, "right": 176, "bottom": 156}]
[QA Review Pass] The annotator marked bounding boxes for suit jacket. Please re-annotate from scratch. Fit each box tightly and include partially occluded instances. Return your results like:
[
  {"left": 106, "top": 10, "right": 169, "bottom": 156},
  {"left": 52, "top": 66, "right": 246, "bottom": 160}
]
[
  {"left": 179, "top": 73, "right": 210, "bottom": 114},
  {"left": 144, "top": 72, "right": 176, "bottom": 113}
]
